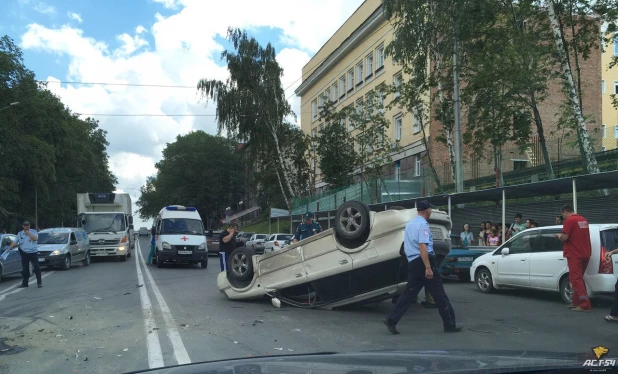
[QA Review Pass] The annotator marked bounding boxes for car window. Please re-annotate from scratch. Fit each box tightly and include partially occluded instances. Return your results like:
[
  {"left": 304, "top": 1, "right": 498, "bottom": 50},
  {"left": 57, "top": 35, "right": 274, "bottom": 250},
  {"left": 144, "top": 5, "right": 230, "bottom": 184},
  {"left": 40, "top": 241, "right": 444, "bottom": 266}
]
[
  {"left": 535, "top": 230, "right": 562, "bottom": 253},
  {"left": 1, "top": 236, "right": 11, "bottom": 247},
  {"left": 268, "top": 235, "right": 275, "bottom": 241},
  {"left": 277, "top": 235, "right": 292, "bottom": 241},
  {"left": 507, "top": 231, "right": 537, "bottom": 254},
  {"left": 70, "top": 233, "right": 77, "bottom": 243},
  {"left": 257, "top": 234, "right": 267, "bottom": 240},
  {"left": 601, "top": 228, "right": 618, "bottom": 251}
]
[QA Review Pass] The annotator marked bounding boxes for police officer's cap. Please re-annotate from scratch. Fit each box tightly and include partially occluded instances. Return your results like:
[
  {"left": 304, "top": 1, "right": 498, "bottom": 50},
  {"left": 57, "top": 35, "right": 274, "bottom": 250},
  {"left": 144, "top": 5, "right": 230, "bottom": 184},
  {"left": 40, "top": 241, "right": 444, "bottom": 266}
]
[
  {"left": 303, "top": 212, "right": 313, "bottom": 220},
  {"left": 22, "top": 220, "right": 31, "bottom": 226},
  {"left": 417, "top": 200, "right": 435, "bottom": 211}
]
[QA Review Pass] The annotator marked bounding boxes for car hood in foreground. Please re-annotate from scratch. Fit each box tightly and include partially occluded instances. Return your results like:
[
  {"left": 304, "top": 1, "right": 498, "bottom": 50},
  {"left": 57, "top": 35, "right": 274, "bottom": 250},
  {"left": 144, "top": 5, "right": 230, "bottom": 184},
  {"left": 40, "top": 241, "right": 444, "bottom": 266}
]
[{"left": 132, "top": 349, "right": 592, "bottom": 373}]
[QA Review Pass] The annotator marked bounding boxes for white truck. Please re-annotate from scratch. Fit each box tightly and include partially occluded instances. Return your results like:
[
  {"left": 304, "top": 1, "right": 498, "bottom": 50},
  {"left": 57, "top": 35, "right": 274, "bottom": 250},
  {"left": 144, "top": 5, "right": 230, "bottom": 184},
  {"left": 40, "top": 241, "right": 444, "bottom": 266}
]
[{"left": 77, "top": 193, "right": 134, "bottom": 261}]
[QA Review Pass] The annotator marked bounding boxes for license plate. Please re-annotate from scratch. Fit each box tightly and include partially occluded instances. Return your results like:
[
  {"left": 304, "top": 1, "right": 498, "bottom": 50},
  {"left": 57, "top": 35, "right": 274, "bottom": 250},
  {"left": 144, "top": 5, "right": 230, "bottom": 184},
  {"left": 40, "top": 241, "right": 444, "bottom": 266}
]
[
  {"left": 178, "top": 251, "right": 192, "bottom": 255},
  {"left": 38, "top": 258, "right": 45, "bottom": 262},
  {"left": 458, "top": 257, "right": 474, "bottom": 262}
]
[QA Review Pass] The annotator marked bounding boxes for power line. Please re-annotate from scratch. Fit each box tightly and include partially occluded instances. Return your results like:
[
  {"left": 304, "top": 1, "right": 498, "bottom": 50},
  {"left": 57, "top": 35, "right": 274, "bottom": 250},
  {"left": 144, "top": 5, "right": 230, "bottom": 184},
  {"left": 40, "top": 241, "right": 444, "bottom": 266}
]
[{"left": 39, "top": 80, "right": 195, "bottom": 88}]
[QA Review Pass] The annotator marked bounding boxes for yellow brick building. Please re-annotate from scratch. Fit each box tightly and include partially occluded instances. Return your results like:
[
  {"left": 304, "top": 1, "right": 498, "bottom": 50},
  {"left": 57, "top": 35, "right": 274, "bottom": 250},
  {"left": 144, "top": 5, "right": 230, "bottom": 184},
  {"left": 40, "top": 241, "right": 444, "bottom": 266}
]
[{"left": 602, "top": 34, "right": 618, "bottom": 151}]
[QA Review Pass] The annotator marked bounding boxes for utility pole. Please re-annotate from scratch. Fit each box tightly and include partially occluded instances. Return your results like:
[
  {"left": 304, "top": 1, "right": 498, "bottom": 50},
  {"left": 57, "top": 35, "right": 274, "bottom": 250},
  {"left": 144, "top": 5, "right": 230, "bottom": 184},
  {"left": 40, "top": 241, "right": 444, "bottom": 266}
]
[
  {"left": 452, "top": 37, "right": 464, "bottom": 193},
  {"left": 35, "top": 185, "right": 38, "bottom": 229}
]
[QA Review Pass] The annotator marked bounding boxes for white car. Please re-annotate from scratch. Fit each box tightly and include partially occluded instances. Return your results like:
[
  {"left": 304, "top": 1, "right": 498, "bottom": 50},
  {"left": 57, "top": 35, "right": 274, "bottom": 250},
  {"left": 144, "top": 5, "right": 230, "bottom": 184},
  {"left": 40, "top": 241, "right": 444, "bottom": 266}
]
[
  {"left": 217, "top": 201, "right": 452, "bottom": 308},
  {"left": 263, "top": 234, "right": 293, "bottom": 252},
  {"left": 246, "top": 234, "right": 269, "bottom": 254},
  {"left": 470, "top": 224, "right": 618, "bottom": 304}
]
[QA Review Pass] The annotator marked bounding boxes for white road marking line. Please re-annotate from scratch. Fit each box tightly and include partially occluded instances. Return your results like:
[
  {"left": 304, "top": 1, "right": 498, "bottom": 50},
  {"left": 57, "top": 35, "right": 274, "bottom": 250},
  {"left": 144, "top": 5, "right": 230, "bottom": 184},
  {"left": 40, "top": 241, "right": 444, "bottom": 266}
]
[
  {"left": 138, "top": 246, "right": 192, "bottom": 365},
  {"left": 135, "top": 240, "right": 165, "bottom": 369},
  {"left": 0, "top": 272, "right": 55, "bottom": 302}
]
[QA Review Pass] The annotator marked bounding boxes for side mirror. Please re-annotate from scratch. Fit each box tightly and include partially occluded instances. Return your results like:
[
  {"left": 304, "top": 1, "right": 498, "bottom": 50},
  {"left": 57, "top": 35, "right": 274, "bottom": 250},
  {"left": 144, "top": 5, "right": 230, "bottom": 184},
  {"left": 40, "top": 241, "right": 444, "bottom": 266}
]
[
  {"left": 501, "top": 247, "right": 510, "bottom": 256},
  {"left": 129, "top": 216, "right": 134, "bottom": 224},
  {"left": 70, "top": 240, "right": 78, "bottom": 245},
  {"left": 81, "top": 219, "right": 86, "bottom": 225},
  {"left": 129, "top": 224, "right": 134, "bottom": 230}
]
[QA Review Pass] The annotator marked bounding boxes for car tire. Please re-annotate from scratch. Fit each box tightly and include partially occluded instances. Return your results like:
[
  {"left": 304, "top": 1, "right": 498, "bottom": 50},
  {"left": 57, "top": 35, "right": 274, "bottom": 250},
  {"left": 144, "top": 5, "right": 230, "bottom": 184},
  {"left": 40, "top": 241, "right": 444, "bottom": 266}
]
[
  {"left": 559, "top": 275, "right": 573, "bottom": 305},
  {"left": 475, "top": 267, "right": 494, "bottom": 293},
  {"left": 335, "top": 200, "right": 370, "bottom": 241},
  {"left": 228, "top": 247, "right": 254, "bottom": 282},
  {"left": 201, "top": 260, "right": 208, "bottom": 269},
  {"left": 156, "top": 252, "right": 163, "bottom": 268},
  {"left": 120, "top": 254, "right": 127, "bottom": 262},
  {"left": 62, "top": 255, "right": 71, "bottom": 271},
  {"left": 127, "top": 249, "right": 132, "bottom": 258},
  {"left": 83, "top": 251, "right": 91, "bottom": 266},
  {"left": 457, "top": 273, "right": 471, "bottom": 282}
]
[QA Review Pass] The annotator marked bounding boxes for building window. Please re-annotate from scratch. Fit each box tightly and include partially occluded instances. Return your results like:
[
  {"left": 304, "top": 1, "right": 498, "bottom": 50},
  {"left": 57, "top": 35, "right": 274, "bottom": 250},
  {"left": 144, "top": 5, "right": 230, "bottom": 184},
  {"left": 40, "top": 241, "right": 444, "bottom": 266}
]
[
  {"left": 356, "top": 62, "right": 363, "bottom": 86},
  {"left": 394, "top": 73, "right": 402, "bottom": 98},
  {"left": 331, "top": 83, "right": 338, "bottom": 102},
  {"left": 376, "top": 44, "right": 385, "bottom": 71},
  {"left": 513, "top": 160, "right": 527, "bottom": 171},
  {"left": 603, "top": 124, "right": 606, "bottom": 138},
  {"left": 394, "top": 114, "right": 403, "bottom": 141},
  {"left": 412, "top": 112, "right": 421, "bottom": 133},
  {"left": 602, "top": 80, "right": 606, "bottom": 94},
  {"left": 377, "top": 90, "right": 385, "bottom": 113},
  {"left": 395, "top": 161, "right": 401, "bottom": 181},
  {"left": 348, "top": 105, "right": 355, "bottom": 131},
  {"left": 615, "top": 125, "right": 618, "bottom": 139},
  {"left": 376, "top": 126, "right": 384, "bottom": 149},
  {"left": 602, "top": 146, "right": 606, "bottom": 151},
  {"left": 615, "top": 37, "right": 618, "bottom": 56},
  {"left": 325, "top": 88, "right": 331, "bottom": 104},
  {"left": 311, "top": 128, "right": 317, "bottom": 149},
  {"left": 340, "top": 112, "right": 346, "bottom": 129},
  {"left": 614, "top": 81, "right": 618, "bottom": 94},
  {"left": 311, "top": 100, "right": 318, "bottom": 121},
  {"left": 366, "top": 53, "right": 373, "bottom": 79},
  {"left": 366, "top": 92, "right": 374, "bottom": 114},
  {"left": 340, "top": 76, "right": 346, "bottom": 98},
  {"left": 347, "top": 69, "right": 354, "bottom": 92},
  {"left": 356, "top": 99, "right": 364, "bottom": 126},
  {"left": 414, "top": 155, "right": 421, "bottom": 177},
  {"left": 318, "top": 124, "right": 324, "bottom": 134}
]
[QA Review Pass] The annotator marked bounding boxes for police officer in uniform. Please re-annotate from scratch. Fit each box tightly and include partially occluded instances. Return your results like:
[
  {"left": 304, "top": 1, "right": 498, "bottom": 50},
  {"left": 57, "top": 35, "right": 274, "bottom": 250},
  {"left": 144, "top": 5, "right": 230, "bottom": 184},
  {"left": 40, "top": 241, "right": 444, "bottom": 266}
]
[
  {"left": 293, "top": 212, "right": 322, "bottom": 243},
  {"left": 383, "top": 201, "right": 462, "bottom": 334}
]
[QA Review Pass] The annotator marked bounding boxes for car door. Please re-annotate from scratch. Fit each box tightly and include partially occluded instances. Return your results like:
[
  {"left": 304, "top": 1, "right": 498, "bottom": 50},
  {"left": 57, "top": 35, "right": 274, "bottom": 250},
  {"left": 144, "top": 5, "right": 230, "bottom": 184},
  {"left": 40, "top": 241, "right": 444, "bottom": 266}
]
[
  {"left": 264, "top": 235, "right": 275, "bottom": 252},
  {"left": 68, "top": 232, "right": 80, "bottom": 261},
  {"left": 2, "top": 235, "right": 20, "bottom": 275},
  {"left": 301, "top": 234, "right": 353, "bottom": 301},
  {"left": 528, "top": 229, "right": 566, "bottom": 290},
  {"left": 495, "top": 231, "right": 537, "bottom": 287}
]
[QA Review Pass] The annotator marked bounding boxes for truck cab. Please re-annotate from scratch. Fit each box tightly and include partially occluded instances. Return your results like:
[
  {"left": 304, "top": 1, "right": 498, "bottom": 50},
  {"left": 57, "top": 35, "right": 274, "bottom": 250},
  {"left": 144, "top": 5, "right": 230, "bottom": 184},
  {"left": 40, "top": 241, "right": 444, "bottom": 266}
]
[{"left": 153, "top": 205, "right": 208, "bottom": 269}]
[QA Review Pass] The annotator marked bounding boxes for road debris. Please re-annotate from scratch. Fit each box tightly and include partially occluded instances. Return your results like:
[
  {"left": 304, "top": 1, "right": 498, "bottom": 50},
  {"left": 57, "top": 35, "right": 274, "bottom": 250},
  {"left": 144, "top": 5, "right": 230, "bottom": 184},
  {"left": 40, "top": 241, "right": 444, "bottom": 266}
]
[
  {"left": 122, "top": 348, "right": 128, "bottom": 352},
  {"left": 293, "top": 328, "right": 301, "bottom": 332},
  {"left": 123, "top": 292, "right": 131, "bottom": 295},
  {"left": 69, "top": 316, "right": 73, "bottom": 320},
  {"left": 274, "top": 348, "right": 283, "bottom": 351},
  {"left": 136, "top": 284, "right": 143, "bottom": 287},
  {"left": 38, "top": 329, "right": 44, "bottom": 332},
  {"left": 56, "top": 335, "right": 62, "bottom": 337},
  {"left": 254, "top": 319, "right": 264, "bottom": 324},
  {"left": 83, "top": 357, "right": 88, "bottom": 361},
  {"left": 233, "top": 341, "right": 238, "bottom": 344},
  {"left": 180, "top": 324, "right": 188, "bottom": 328},
  {"left": 94, "top": 297, "right": 102, "bottom": 300}
]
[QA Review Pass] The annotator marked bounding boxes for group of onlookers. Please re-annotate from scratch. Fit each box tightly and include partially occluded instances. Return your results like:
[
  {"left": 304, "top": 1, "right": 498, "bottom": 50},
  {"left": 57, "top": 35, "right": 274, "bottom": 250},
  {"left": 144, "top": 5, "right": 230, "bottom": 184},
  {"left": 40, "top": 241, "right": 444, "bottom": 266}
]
[{"left": 460, "top": 213, "right": 566, "bottom": 247}]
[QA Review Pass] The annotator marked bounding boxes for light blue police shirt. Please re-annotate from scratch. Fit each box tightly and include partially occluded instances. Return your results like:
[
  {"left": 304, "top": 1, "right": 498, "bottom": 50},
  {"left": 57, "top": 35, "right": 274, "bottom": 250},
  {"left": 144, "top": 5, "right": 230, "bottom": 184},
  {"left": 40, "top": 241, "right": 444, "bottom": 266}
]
[
  {"left": 15, "top": 229, "right": 39, "bottom": 253},
  {"left": 403, "top": 215, "right": 434, "bottom": 262}
]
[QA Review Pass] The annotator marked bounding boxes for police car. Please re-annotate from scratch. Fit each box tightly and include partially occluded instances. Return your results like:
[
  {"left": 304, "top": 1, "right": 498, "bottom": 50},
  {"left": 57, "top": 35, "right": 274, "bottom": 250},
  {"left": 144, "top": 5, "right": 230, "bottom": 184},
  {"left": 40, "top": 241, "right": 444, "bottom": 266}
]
[
  {"left": 153, "top": 205, "right": 208, "bottom": 269},
  {"left": 217, "top": 201, "right": 452, "bottom": 308}
]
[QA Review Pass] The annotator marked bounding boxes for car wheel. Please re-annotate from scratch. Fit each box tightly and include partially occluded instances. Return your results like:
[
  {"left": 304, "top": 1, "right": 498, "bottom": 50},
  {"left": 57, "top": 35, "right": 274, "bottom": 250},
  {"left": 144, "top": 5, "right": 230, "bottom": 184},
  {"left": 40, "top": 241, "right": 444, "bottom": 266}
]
[
  {"left": 475, "top": 267, "right": 494, "bottom": 293},
  {"left": 228, "top": 247, "right": 254, "bottom": 282},
  {"left": 156, "top": 252, "right": 163, "bottom": 268},
  {"left": 335, "top": 201, "right": 370, "bottom": 241},
  {"left": 62, "top": 255, "right": 71, "bottom": 271},
  {"left": 83, "top": 251, "right": 91, "bottom": 266},
  {"left": 201, "top": 260, "right": 208, "bottom": 269},
  {"left": 127, "top": 249, "right": 132, "bottom": 258},
  {"left": 458, "top": 273, "right": 471, "bottom": 282},
  {"left": 560, "top": 275, "right": 573, "bottom": 304}
]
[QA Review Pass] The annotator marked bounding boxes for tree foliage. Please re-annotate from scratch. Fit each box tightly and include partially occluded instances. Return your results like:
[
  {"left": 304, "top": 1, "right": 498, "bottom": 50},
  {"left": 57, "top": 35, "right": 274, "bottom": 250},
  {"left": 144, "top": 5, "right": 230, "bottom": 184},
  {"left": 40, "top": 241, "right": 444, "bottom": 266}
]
[
  {"left": 136, "top": 131, "right": 246, "bottom": 229},
  {"left": 0, "top": 35, "right": 116, "bottom": 231}
]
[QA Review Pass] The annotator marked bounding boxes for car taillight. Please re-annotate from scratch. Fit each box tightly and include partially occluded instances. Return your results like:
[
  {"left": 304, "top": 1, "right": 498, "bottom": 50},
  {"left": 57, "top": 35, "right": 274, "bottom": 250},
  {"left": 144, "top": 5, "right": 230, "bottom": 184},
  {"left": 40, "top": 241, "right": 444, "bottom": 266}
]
[
  {"left": 274, "top": 241, "right": 279, "bottom": 247},
  {"left": 121, "top": 236, "right": 127, "bottom": 243},
  {"left": 599, "top": 246, "right": 614, "bottom": 274}
]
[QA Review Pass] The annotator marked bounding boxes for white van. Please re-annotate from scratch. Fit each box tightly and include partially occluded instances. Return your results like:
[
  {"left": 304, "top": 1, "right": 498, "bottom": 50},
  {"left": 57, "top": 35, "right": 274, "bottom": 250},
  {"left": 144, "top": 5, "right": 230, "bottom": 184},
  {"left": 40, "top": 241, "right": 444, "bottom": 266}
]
[
  {"left": 470, "top": 224, "right": 618, "bottom": 304},
  {"left": 153, "top": 205, "right": 208, "bottom": 269}
]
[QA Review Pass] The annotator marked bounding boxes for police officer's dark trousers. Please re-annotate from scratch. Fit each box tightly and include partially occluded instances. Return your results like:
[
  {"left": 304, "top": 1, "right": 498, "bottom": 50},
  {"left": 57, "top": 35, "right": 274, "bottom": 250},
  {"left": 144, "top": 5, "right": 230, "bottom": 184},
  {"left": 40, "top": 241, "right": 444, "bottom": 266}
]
[
  {"left": 387, "top": 255, "right": 457, "bottom": 329},
  {"left": 19, "top": 249, "right": 42, "bottom": 286}
]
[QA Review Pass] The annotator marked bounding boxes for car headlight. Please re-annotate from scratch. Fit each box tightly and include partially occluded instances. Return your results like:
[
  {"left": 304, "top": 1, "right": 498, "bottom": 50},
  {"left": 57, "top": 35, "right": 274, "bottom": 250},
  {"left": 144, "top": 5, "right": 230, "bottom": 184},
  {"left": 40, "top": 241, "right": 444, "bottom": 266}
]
[
  {"left": 197, "top": 243, "right": 207, "bottom": 251},
  {"left": 50, "top": 250, "right": 61, "bottom": 256},
  {"left": 118, "top": 246, "right": 126, "bottom": 251},
  {"left": 162, "top": 242, "right": 172, "bottom": 250}
]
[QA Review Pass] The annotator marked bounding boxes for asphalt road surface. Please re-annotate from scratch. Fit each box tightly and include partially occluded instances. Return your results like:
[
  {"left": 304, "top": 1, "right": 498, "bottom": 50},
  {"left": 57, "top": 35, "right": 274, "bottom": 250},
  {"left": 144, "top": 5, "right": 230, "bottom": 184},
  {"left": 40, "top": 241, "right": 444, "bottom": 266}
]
[{"left": 0, "top": 236, "right": 615, "bottom": 373}]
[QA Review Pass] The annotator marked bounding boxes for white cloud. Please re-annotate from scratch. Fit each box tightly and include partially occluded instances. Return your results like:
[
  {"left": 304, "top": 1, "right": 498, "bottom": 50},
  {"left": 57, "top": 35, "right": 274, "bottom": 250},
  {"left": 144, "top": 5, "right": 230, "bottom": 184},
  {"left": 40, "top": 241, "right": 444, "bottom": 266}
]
[
  {"left": 152, "top": 0, "right": 179, "bottom": 9},
  {"left": 67, "top": 12, "right": 82, "bottom": 23},
  {"left": 32, "top": 1, "right": 56, "bottom": 15},
  {"left": 19, "top": 0, "right": 364, "bottom": 216}
]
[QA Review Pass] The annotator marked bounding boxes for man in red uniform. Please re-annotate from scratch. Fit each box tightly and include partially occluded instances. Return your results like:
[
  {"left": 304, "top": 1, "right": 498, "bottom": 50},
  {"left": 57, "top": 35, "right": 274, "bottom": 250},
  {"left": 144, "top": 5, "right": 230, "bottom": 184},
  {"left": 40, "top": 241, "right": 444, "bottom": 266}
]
[{"left": 556, "top": 205, "right": 592, "bottom": 312}]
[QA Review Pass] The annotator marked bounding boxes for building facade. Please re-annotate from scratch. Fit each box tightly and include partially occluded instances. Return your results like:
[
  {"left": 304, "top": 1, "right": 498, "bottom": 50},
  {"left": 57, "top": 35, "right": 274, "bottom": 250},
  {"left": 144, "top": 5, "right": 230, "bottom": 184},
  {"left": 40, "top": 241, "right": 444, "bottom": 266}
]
[
  {"left": 296, "top": 0, "right": 603, "bottom": 194},
  {"left": 602, "top": 33, "right": 618, "bottom": 151}
]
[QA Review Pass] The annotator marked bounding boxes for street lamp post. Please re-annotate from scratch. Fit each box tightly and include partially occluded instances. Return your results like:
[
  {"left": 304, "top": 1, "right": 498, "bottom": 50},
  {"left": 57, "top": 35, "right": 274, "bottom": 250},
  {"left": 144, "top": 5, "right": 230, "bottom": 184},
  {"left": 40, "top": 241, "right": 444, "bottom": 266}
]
[{"left": 0, "top": 102, "right": 20, "bottom": 112}]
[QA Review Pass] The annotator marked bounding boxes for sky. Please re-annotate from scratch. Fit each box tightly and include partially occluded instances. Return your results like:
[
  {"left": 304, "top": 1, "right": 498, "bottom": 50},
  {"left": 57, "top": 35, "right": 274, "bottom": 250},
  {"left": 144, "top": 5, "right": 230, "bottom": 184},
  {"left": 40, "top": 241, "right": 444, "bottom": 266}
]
[{"left": 0, "top": 0, "right": 364, "bottom": 228}]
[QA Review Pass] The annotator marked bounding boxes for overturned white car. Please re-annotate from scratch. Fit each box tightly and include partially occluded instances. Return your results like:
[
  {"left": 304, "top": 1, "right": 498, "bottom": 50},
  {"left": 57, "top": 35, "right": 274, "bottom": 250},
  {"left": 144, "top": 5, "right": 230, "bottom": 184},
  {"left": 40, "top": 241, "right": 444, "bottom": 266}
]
[{"left": 217, "top": 201, "right": 452, "bottom": 308}]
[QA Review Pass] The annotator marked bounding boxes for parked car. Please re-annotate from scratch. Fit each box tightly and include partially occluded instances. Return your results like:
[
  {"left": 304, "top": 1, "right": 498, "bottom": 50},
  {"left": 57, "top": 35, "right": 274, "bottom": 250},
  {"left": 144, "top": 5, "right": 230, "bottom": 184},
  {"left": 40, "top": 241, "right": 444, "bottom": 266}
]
[
  {"left": 470, "top": 224, "right": 618, "bottom": 304},
  {"left": 0, "top": 233, "right": 27, "bottom": 282},
  {"left": 138, "top": 227, "right": 149, "bottom": 236},
  {"left": 236, "top": 232, "right": 254, "bottom": 248},
  {"left": 37, "top": 228, "right": 91, "bottom": 270},
  {"left": 206, "top": 230, "right": 222, "bottom": 255},
  {"left": 441, "top": 234, "right": 487, "bottom": 282},
  {"left": 263, "top": 234, "right": 293, "bottom": 253},
  {"left": 246, "top": 234, "right": 269, "bottom": 254},
  {"left": 217, "top": 201, "right": 452, "bottom": 308}
]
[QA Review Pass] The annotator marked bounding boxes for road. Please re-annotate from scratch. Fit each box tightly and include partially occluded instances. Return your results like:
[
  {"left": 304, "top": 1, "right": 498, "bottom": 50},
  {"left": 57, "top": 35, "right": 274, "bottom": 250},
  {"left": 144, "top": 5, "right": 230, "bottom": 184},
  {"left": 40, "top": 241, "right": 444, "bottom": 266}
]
[{"left": 0, "top": 235, "right": 615, "bottom": 373}]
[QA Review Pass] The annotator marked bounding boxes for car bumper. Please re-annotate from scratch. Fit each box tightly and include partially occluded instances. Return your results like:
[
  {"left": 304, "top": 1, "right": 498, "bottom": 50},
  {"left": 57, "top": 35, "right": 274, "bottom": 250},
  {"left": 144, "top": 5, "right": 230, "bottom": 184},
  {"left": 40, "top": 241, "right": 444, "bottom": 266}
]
[
  {"left": 90, "top": 247, "right": 128, "bottom": 257},
  {"left": 441, "top": 263, "right": 474, "bottom": 276},
  {"left": 158, "top": 250, "right": 208, "bottom": 263},
  {"left": 36, "top": 253, "right": 66, "bottom": 266}
]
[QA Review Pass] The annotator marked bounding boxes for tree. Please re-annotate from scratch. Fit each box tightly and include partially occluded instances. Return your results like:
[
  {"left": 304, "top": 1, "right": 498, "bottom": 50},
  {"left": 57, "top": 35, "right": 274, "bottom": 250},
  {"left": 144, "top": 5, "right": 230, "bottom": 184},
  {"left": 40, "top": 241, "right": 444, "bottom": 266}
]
[
  {"left": 197, "top": 28, "right": 302, "bottom": 210},
  {"left": 315, "top": 101, "right": 356, "bottom": 188}
]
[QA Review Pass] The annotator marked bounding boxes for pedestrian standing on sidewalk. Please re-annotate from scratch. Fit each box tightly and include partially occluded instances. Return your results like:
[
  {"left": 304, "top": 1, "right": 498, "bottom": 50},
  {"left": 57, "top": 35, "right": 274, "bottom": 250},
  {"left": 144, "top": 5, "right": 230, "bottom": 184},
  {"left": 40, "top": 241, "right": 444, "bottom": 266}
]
[
  {"left": 383, "top": 200, "right": 463, "bottom": 334},
  {"left": 219, "top": 222, "right": 238, "bottom": 272},
  {"left": 147, "top": 226, "right": 156, "bottom": 264},
  {"left": 603, "top": 248, "right": 618, "bottom": 323},
  {"left": 555, "top": 205, "right": 592, "bottom": 312},
  {"left": 5, "top": 220, "right": 42, "bottom": 288}
]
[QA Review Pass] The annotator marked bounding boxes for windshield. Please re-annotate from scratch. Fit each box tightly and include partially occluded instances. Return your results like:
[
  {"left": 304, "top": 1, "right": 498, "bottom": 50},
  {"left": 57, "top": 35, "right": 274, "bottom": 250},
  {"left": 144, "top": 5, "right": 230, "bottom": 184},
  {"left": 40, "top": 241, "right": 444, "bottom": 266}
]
[
  {"left": 256, "top": 234, "right": 267, "bottom": 240},
  {"left": 38, "top": 232, "right": 69, "bottom": 244},
  {"left": 82, "top": 213, "right": 126, "bottom": 233},
  {"left": 161, "top": 218, "right": 204, "bottom": 235},
  {"left": 277, "top": 235, "right": 292, "bottom": 241},
  {"left": 451, "top": 235, "right": 467, "bottom": 248}
]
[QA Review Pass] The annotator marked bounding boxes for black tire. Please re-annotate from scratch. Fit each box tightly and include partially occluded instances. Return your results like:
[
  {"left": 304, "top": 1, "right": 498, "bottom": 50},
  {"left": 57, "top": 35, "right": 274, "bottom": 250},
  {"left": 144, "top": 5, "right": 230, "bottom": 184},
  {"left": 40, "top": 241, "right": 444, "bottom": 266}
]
[
  {"left": 127, "top": 249, "right": 132, "bottom": 258},
  {"left": 200, "top": 260, "right": 208, "bottom": 269},
  {"left": 156, "top": 252, "right": 163, "bottom": 268},
  {"left": 120, "top": 254, "right": 127, "bottom": 262},
  {"left": 83, "top": 251, "right": 91, "bottom": 266},
  {"left": 458, "top": 273, "right": 471, "bottom": 282},
  {"left": 475, "top": 267, "right": 494, "bottom": 293},
  {"left": 62, "top": 255, "right": 71, "bottom": 271},
  {"left": 560, "top": 275, "right": 573, "bottom": 305},
  {"left": 335, "top": 200, "right": 370, "bottom": 241},
  {"left": 228, "top": 248, "right": 254, "bottom": 282}
]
